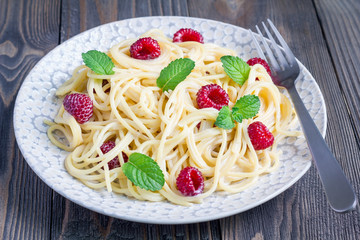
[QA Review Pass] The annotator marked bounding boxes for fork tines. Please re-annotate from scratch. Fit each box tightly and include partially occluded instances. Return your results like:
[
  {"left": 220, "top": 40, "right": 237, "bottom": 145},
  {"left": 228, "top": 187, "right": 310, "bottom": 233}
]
[{"left": 249, "top": 19, "right": 297, "bottom": 72}]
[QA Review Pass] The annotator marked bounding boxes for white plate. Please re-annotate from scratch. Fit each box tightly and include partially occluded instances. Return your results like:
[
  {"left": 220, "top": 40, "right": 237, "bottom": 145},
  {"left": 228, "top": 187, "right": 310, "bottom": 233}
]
[{"left": 13, "top": 16, "right": 326, "bottom": 224}]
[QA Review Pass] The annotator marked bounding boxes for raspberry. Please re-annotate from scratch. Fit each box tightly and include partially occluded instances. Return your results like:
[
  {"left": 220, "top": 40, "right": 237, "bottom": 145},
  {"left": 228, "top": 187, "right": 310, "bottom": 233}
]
[
  {"left": 173, "top": 28, "right": 204, "bottom": 44},
  {"left": 247, "top": 121, "right": 274, "bottom": 150},
  {"left": 63, "top": 93, "right": 93, "bottom": 124},
  {"left": 247, "top": 57, "right": 272, "bottom": 76},
  {"left": 176, "top": 167, "right": 204, "bottom": 196},
  {"left": 196, "top": 84, "right": 229, "bottom": 110},
  {"left": 130, "top": 37, "right": 161, "bottom": 60},
  {"left": 100, "top": 141, "right": 128, "bottom": 170}
]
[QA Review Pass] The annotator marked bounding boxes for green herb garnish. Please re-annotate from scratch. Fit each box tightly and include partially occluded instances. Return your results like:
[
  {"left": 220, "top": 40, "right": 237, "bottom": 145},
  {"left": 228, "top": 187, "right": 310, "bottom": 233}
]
[
  {"left": 122, "top": 153, "right": 165, "bottom": 191},
  {"left": 232, "top": 95, "right": 260, "bottom": 123},
  {"left": 215, "top": 106, "right": 235, "bottom": 129},
  {"left": 220, "top": 55, "right": 251, "bottom": 86},
  {"left": 82, "top": 50, "right": 115, "bottom": 75},
  {"left": 156, "top": 58, "right": 195, "bottom": 92},
  {"left": 215, "top": 95, "right": 260, "bottom": 130}
]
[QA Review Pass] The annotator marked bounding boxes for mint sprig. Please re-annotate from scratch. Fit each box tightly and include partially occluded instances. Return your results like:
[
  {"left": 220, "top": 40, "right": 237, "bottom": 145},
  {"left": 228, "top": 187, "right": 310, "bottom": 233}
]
[
  {"left": 232, "top": 95, "right": 260, "bottom": 123},
  {"left": 122, "top": 153, "right": 165, "bottom": 191},
  {"left": 220, "top": 55, "right": 250, "bottom": 86},
  {"left": 215, "top": 106, "right": 235, "bottom": 129},
  {"left": 82, "top": 50, "right": 115, "bottom": 75},
  {"left": 156, "top": 58, "right": 195, "bottom": 92},
  {"left": 215, "top": 95, "right": 260, "bottom": 129}
]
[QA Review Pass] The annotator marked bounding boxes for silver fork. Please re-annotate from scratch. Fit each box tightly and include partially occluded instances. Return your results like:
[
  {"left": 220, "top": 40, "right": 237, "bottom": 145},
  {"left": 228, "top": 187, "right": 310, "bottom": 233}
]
[{"left": 250, "top": 19, "right": 357, "bottom": 212}]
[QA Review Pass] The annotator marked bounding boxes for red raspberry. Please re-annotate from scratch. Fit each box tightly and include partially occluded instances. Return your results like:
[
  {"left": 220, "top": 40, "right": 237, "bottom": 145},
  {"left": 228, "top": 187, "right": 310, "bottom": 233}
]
[
  {"left": 247, "top": 121, "right": 274, "bottom": 150},
  {"left": 247, "top": 57, "right": 272, "bottom": 76},
  {"left": 63, "top": 93, "right": 93, "bottom": 124},
  {"left": 196, "top": 84, "right": 229, "bottom": 110},
  {"left": 100, "top": 141, "right": 128, "bottom": 170},
  {"left": 176, "top": 167, "right": 204, "bottom": 196},
  {"left": 130, "top": 37, "right": 161, "bottom": 60},
  {"left": 173, "top": 28, "right": 204, "bottom": 44}
]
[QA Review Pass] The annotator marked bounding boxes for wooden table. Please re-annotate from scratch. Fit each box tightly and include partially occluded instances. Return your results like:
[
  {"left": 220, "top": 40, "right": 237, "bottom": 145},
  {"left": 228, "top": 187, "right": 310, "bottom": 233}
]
[{"left": 1, "top": 0, "right": 360, "bottom": 239}]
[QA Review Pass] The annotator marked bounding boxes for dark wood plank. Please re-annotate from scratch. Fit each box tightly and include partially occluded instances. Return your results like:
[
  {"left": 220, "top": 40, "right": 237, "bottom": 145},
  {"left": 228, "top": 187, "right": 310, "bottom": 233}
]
[
  {"left": 53, "top": 1, "right": 222, "bottom": 239},
  {"left": 312, "top": 1, "right": 360, "bottom": 237},
  {"left": 314, "top": 0, "right": 360, "bottom": 144},
  {"left": 60, "top": 0, "right": 188, "bottom": 41},
  {"left": 0, "top": 0, "right": 61, "bottom": 239},
  {"left": 188, "top": 0, "right": 360, "bottom": 240}
]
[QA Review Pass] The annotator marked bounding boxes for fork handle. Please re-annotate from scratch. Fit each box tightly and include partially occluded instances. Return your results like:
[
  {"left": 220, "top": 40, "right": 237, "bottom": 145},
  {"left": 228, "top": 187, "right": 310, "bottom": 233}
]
[{"left": 287, "top": 82, "right": 357, "bottom": 212}]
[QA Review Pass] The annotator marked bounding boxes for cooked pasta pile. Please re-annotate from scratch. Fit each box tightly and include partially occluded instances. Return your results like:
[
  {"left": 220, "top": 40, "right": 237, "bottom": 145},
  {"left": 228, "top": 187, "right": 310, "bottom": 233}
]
[{"left": 46, "top": 29, "right": 300, "bottom": 206}]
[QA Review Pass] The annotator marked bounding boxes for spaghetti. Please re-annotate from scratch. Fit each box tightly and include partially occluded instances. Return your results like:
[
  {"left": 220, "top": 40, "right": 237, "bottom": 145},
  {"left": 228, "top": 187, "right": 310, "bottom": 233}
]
[{"left": 46, "top": 29, "right": 300, "bottom": 206}]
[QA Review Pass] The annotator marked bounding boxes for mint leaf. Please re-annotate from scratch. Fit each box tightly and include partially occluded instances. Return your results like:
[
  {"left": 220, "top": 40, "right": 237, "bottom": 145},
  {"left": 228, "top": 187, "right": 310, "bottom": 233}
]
[
  {"left": 82, "top": 50, "right": 115, "bottom": 75},
  {"left": 122, "top": 153, "right": 165, "bottom": 191},
  {"left": 220, "top": 55, "right": 250, "bottom": 86},
  {"left": 215, "top": 106, "right": 235, "bottom": 129},
  {"left": 156, "top": 58, "right": 195, "bottom": 92},
  {"left": 232, "top": 95, "right": 260, "bottom": 123}
]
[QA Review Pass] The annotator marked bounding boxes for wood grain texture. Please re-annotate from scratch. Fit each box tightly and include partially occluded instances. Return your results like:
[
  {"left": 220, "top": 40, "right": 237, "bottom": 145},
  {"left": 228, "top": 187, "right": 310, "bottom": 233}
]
[
  {"left": 314, "top": 0, "right": 360, "bottom": 145},
  {"left": 60, "top": 0, "right": 188, "bottom": 41},
  {"left": 0, "top": 0, "right": 61, "bottom": 240}
]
